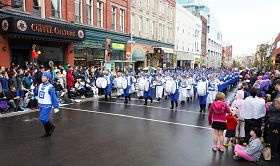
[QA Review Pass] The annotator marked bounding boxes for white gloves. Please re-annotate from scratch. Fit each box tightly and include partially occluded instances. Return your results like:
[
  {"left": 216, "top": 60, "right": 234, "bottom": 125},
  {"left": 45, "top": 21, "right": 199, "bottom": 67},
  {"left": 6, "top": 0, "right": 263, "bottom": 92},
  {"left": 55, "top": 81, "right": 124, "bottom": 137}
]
[{"left": 54, "top": 109, "right": 59, "bottom": 113}]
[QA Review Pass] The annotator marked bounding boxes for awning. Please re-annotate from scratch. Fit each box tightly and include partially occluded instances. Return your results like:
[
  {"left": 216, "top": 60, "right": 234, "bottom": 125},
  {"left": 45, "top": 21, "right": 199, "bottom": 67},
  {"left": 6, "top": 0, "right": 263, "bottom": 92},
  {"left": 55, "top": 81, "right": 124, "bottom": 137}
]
[{"left": 132, "top": 48, "right": 145, "bottom": 61}]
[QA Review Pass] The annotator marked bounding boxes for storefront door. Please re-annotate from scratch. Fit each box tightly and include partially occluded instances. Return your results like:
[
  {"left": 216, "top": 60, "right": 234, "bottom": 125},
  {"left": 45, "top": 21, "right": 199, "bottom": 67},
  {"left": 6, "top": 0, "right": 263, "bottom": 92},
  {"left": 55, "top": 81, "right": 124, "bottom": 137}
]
[{"left": 11, "top": 49, "right": 30, "bottom": 66}]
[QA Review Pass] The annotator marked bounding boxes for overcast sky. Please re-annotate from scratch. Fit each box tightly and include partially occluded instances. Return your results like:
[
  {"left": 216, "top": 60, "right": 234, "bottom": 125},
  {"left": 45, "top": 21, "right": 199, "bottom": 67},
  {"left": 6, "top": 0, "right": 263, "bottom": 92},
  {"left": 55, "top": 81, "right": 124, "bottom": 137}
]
[{"left": 205, "top": 0, "right": 280, "bottom": 56}]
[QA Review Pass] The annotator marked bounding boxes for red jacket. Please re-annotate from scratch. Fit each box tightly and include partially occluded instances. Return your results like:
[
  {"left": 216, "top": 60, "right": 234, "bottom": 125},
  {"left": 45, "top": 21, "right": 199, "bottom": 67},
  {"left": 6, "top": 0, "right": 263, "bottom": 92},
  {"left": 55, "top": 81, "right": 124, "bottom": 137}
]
[
  {"left": 67, "top": 69, "right": 74, "bottom": 87},
  {"left": 226, "top": 114, "right": 238, "bottom": 131}
]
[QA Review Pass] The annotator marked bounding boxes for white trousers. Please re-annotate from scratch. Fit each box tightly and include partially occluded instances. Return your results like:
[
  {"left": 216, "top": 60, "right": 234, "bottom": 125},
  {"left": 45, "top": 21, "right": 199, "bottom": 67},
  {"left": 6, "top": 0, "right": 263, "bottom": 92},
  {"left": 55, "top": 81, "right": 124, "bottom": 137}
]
[
  {"left": 117, "top": 88, "right": 124, "bottom": 96},
  {"left": 156, "top": 85, "right": 164, "bottom": 99},
  {"left": 179, "top": 88, "right": 187, "bottom": 101}
]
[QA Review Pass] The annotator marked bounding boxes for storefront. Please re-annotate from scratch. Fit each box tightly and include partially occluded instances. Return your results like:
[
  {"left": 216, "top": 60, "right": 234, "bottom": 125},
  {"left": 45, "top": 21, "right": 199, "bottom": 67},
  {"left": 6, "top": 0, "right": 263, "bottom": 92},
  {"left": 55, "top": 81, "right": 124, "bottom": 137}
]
[
  {"left": 132, "top": 48, "right": 145, "bottom": 70},
  {"left": 0, "top": 12, "right": 85, "bottom": 68},
  {"left": 110, "top": 42, "right": 127, "bottom": 70},
  {"left": 159, "top": 47, "right": 175, "bottom": 68},
  {"left": 74, "top": 41, "right": 105, "bottom": 67}
]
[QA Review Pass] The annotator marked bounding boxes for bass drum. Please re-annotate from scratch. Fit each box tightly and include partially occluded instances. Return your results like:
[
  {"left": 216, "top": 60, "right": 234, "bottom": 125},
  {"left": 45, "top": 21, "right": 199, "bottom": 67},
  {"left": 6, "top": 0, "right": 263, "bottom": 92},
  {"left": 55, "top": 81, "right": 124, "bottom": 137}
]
[
  {"left": 96, "top": 77, "right": 108, "bottom": 88},
  {"left": 197, "top": 81, "right": 207, "bottom": 96},
  {"left": 165, "top": 80, "right": 175, "bottom": 93},
  {"left": 116, "top": 77, "right": 124, "bottom": 89},
  {"left": 122, "top": 78, "right": 128, "bottom": 89},
  {"left": 138, "top": 79, "right": 146, "bottom": 91},
  {"left": 144, "top": 80, "right": 150, "bottom": 92}
]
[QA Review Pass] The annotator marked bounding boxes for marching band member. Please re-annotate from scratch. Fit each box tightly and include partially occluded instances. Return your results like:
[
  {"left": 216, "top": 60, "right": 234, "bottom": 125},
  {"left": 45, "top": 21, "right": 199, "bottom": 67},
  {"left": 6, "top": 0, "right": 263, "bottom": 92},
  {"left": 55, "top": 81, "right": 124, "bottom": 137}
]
[
  {"left": 38, "top": 71, "right": 59, "bottom": 137},
  {"left": 197, "top": 74, "right": 209, "bottom": 112},
  {"left": 163, "top": 72, "right": 172, "bottom": 99},
  {"left": 186, "top": 74, "right": 195, "bottom": 101},
  {"left": 116, "top": 72, "right": 124, "bottom": 97},
  {"left": 155, "top": 72, "right": 164, "bottom": 101},
  {"left": 130, "top": 73, "right": 137, "bottom": 94},
  {"left": 104, "top": 71, "right": 113, "bottom": 101},
  {"left": 170, "top": 74, "right": 180, "bottom": 109},
  {"left": 207, "top": 74, "right": 218, "bottom": 108},
  {"left": 144, "top": 73, "right": 153, "bottom": 105},
  {"left": 179, "top": 74, "right": 187, "bottom": 104},
  {"left": 124, "top": 72, "right": 132, "bottom": 104},
  {"left": 137, "top": 72, "right": 144, "bottom": 99}
]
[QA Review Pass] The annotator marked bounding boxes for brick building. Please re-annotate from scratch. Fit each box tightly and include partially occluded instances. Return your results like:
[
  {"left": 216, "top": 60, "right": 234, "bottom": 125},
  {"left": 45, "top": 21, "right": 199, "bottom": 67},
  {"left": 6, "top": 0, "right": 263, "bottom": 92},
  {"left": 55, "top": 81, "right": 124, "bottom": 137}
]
[
  {"left": 271, "top": 33, "right": 280, "bottom": 68},
  {"left": 222, "top": 44, "right": 232, "bottom": 67},
  {"left": 0, "top": 0, "right": 133, "bottom": 68}
]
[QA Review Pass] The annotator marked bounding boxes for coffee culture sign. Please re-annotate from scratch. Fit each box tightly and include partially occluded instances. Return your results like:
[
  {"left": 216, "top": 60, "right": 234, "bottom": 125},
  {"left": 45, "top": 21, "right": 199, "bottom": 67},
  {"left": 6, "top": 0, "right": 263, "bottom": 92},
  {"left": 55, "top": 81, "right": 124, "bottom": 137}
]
[{"left": 0, "top": 17, "right": 85, "bottom": 41}]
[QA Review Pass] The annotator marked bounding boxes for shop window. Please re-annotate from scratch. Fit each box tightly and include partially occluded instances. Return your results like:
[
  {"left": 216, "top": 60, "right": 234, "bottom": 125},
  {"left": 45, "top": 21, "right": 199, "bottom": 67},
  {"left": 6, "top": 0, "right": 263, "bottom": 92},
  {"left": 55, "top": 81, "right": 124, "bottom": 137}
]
[
  {"left": 75, "top": 0, "right": 82, "bottom": 23},
  {"left": 87, "top": 48, "right": 105, "bottom": 61},
  {"left": 120, "top": 9, "right": 125, "bottom": 32},
  {"left": 97, "top": 1, "right": 104, "bottom": 28},
  {"left": 111, "top": 6, "right": 117, "bottom": 31},
  {"left": 51, "top": 0, "right": 61, "bottom": 18},
  {"left": 111, "top": 50, "right": 126, "bottom": 61},
  {"left": 37, "top": 46, "right": 64, "bottom": 66},
  {"left": 12, "top": 0, "right": 25, "bottom": 11}
]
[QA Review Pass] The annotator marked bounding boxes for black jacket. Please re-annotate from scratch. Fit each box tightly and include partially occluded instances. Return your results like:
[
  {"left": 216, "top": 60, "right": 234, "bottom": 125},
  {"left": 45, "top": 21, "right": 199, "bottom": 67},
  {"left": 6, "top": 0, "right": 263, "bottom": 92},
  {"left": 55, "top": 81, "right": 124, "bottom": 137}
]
[{"left": 269, "top": 92, "right": 280, "bottom": 124}]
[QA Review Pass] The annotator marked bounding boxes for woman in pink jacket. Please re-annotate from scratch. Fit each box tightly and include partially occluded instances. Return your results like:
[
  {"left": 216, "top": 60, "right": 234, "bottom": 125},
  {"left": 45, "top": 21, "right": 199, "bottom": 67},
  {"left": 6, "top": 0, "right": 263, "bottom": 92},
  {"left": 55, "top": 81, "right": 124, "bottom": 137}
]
[
  {"left": 231, "top": 90, "right": 245, "bottom": 140},
  {"left": 208, "top": 92, "right": 231, "bottom": 152}
]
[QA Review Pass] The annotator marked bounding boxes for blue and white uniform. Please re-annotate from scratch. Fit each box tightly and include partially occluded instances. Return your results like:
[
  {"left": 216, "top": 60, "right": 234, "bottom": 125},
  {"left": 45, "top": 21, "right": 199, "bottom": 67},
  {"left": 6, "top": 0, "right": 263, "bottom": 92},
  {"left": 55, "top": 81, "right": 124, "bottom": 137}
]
[
  {"left": 104, "top": 74, "right": 113, "bottom": 96},
  {"left": 38, "top": 71, "right": 59, "bottom": 137},
  {"left": 179, "top": 76, "right": 187, "bottom": 102},
  {"left": 38, "top": 80, "right": 59, "bottom": 124},
  {"left": 155, "top": 75, "right": 164, "bottom": 99},
  {"left": 144, "top": 75, "right": 153, "bottom": 99}
]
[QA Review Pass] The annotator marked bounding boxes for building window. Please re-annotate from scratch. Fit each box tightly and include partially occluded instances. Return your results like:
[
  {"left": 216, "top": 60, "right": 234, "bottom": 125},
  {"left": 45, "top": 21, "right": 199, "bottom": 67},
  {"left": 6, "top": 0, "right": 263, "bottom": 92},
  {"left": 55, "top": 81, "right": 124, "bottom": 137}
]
[
  {"left": 86, "top": 0, "right": 93, "bottom": 25},
  {"left": 12, "top": 0, "right": 25, "bottom": 11},
  {"left": 132, "top": 0, "right": 136, "bottom": 5},
  {"left": 120, "top": 9, "right": 125, "bottom": 32},
  {"left": 182, "top": 42, "right": 184, "bottom": 50},
  {"left": 159, "top": 1, "right": 161, "bottom": 16},
  {"left": 75, "top": 0, "right": 82, "bottom": 23},
  {"left": 139, "top": 0, "right": 143, "bottom": 9},
  {"left": 146, "top": 19, "right": 149, "bottom": 36},
  {"left": 33, "top": 0, "right": 42, "bottom": 17},
  {"left": 170, "top": 7, "right": 173, "bottom": 21},
  {"left": 162, "top": 25, "right": 164, "bottom": 41},
  {"left": 111, "top": 6, "right": 117, "bottom": 31},
  {"left": 51, "top": 0, "right": 61, "bottom": 18},
  {"left": 159, "top": 24, "right": 162, "bottom": 40},
  {"left": 139, "top": 16, "right": 143, "bottom": 35},
  {"left": 146, "top": 0, "right": 150, "bottom": 11},
  {"left": 131, "top": 14, "right": 135, "bottom": 35},
  {"left": 151, "top": 21, "right": 155, "bottom": 39},
  {"left": 97, "top": 1, "right": 104, "bottom": 28},
  {"left": 151, "top": 0, "right": 154, "bottom": 12}
]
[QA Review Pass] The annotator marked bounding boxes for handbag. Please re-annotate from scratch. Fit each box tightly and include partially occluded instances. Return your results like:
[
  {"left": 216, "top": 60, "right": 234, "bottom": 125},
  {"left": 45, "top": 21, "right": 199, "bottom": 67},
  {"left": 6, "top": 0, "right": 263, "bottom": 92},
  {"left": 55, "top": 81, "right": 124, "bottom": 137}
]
[{"left": 263, "top": 145, "right": 271, "bottom": 161}]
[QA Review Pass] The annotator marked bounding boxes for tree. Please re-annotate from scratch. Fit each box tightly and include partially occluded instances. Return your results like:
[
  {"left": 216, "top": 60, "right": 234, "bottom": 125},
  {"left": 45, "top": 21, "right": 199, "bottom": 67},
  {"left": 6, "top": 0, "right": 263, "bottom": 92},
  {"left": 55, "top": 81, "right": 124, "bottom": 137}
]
[{"left": 232, "top": 60, "right": 238, "bottom": 67}]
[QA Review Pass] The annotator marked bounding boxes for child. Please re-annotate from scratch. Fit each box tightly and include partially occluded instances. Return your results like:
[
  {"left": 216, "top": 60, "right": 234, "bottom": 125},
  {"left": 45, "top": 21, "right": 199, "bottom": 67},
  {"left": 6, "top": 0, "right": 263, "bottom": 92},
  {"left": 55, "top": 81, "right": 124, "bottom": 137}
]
[
  {"left": 224, "top": 109, "right": 238, "bottom": 147},
  {"left": 231, "top": 90, "right": 245, "bottom": 142},
  {"left": 208, "top": 92, "right": 231, "bottom": 152},
  {"left": 233, "top": 127, "right": 263, "bottom": 162}
]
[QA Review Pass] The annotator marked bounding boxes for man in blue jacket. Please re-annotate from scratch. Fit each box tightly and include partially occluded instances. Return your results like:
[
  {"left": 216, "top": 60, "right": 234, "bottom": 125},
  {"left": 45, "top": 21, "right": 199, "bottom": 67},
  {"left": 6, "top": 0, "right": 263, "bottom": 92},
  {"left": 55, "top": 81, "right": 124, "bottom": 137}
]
[{"left": 38, "top": 71, "right": 59, "bottom": 138}]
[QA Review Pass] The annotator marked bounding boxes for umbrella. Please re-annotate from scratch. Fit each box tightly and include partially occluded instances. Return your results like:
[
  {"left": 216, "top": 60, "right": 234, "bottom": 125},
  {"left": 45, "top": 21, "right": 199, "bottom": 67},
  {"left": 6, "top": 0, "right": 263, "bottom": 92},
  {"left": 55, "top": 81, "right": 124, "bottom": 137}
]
[{"left": 143, "top": 66, "right": 157, "bottom": 71}]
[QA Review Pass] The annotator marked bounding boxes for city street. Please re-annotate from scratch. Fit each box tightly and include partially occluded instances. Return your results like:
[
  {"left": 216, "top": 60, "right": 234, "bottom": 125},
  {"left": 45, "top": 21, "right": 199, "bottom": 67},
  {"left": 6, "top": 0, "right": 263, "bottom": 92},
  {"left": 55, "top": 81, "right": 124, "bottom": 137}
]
[{"left": 0, "top": 88, "right": 279, "bottom": 166}]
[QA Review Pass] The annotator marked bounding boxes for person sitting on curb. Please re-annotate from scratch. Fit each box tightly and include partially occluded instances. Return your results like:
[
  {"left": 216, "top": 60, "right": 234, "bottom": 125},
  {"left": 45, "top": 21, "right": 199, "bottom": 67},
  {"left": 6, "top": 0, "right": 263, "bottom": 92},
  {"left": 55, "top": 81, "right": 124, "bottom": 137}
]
[
  {"left": 5, "top": 86, "right": 24, "bottom": 112},
  {"left": 233, "top": 127, "right": 263, "bottom": 162}
]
